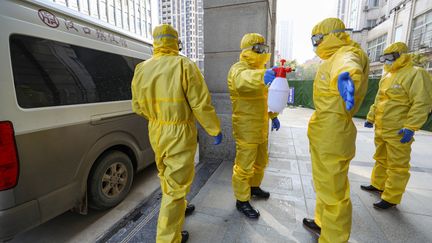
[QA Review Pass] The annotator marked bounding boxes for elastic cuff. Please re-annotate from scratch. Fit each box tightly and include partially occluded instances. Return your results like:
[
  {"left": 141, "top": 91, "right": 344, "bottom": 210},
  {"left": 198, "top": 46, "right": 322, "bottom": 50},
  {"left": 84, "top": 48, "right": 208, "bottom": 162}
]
[
  {"left": 208, "top": 129, "right": 221, "bottom": 137},
  {"left": 371, "top": 182, "right": 384, "bottom": 191},
  {"left": 268, "top": 112, "right": 278, "bottom": 119},
  {"left": 236, "top": 194, "right": 251, "bottom": 202},
  {"left": 381, "top": 195, "right": 401, "bottom": 205},
  {"left": 403, "top": 125, "right": 417, "bottom": 131}
]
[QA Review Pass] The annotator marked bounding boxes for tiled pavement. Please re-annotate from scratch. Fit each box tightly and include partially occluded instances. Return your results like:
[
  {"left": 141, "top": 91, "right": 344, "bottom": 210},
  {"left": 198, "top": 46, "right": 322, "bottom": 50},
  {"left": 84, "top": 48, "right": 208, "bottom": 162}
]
[{"left": 183, "top": 107, "right": 432, "bottom": 243}]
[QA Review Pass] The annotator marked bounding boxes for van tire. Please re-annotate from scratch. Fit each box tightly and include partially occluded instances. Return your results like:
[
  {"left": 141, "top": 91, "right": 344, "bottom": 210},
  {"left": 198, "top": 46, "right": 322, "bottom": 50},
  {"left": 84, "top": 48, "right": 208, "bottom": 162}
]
[{"left": 88, "top": 151, "right": 134, "bottom": 210}]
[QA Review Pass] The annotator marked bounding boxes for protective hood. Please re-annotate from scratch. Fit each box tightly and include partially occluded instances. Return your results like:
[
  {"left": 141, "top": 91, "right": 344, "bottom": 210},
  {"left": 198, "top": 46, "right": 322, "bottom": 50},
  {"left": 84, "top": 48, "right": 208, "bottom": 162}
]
[
  {"left": 312, "top": 18, "right": 357, "bottom": 60},
  {"left": 239, "top": 33, "right": 270, "bottom": 68},
  {"left": 152, "top": 24, "right": 179, "bottom": 57},
  {"left": 241, "top": 33, "right": 266, "bottom": 49},
  {"left": 383, "top": 42, "right": 412, "bottom": 73},
  {"left": 240, "top": 50, "right": 271, "bottom": 69}
]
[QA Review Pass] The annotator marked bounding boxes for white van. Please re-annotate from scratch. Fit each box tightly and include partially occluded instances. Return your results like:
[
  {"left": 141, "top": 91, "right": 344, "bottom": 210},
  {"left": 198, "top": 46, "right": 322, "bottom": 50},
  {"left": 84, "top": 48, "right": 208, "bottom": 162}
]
[{"left": 0, "top": 0, "right": 155, "bottom": 240}]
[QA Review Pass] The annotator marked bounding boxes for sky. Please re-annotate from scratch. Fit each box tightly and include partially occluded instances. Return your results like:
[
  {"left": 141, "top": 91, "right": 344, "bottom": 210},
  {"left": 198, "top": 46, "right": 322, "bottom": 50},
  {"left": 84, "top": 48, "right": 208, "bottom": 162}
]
[{"left": 276, "top": 0, "right": 338, "bottom": 64}]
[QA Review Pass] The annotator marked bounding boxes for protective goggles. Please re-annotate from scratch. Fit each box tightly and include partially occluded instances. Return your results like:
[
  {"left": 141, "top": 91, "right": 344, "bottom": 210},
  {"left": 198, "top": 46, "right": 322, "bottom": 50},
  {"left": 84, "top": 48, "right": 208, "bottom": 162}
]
[
  {"left": 246, "top": 43, "right": 269, "bottom": 54},
  {"left": 311, "top": 29, "right": 352, "bottom": 47},
  {"left": 178, "top": 40, "right": 183, "bottom": 51},
  {"left": 379, "top": 52, "right": 400, "bottom": 63}
]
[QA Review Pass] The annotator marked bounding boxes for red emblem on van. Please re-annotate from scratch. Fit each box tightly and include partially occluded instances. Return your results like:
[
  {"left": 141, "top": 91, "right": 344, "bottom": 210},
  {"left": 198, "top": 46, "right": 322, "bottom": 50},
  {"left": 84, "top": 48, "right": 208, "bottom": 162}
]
[{"left": 38, "top": 9, "right": 59, "bottom": 28}]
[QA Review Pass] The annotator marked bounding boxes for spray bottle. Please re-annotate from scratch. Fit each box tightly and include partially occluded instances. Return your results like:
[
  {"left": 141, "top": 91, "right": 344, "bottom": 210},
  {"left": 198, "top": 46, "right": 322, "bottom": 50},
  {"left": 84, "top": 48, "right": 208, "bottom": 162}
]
[{"left": 268, "top": 59, "right": 293, "bottom": 113}]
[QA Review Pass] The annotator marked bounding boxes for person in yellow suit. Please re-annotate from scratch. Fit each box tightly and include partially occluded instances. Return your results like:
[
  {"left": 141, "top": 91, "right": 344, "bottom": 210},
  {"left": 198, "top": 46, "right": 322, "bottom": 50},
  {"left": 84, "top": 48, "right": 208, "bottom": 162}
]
[
  {"left": 131, "top": 24, "right": 222, "bottom": 243},
  {"left": 302, "top": 18, "right": 369, "bottom": 243},
  {"left": 227, "top": 33, "right": 280, "bottom": 219},
  {"left": 361, "top": 42, "right": 432, "bottom": 209}
]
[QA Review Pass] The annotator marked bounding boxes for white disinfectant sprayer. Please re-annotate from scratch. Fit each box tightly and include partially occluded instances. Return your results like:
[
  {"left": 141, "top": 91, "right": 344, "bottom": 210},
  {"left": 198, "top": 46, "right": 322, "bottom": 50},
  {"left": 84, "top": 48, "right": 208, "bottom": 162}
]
[{"left": 267, "top": 59, "right": 293, "bottom": 113}]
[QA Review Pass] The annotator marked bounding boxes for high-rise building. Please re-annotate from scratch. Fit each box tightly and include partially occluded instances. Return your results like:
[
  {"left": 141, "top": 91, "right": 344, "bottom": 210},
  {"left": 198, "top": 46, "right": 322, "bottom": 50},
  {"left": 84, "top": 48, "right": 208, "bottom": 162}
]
[
  {"left": 337, "top": 0, "right": 432, "bottom": 76},
  {"left": 49, "top": 0, "right": 153, "bottom": 39},
  {"left": 338, "top": 0, "right": 386, "bottom": 32},
  {"left": 159, "top": 0, "right": 204, "bottom": 71},
  {"left": 275, "top": 19, "right": 294, "bottom": 61}
]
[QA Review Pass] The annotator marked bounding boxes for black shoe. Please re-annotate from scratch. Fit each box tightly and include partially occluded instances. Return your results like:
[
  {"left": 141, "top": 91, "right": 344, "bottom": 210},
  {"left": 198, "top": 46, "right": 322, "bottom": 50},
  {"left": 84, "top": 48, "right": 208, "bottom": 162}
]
[
  {"left": 302, "top": 218, "right": 321, "bottom": 237},
  {"left": 185, "top": 204, "right": 195, "bottom": 216},
  {"left": 236, "top": 200, "right": 260, "bottom": 219},
  {"left": 251, "top": 187, "right": 270, "bottom": 199},
  {"left": 373, "top": 199, "right": 396, "bottom": 210},
  {"left": 181, "top": 230, "right": 189, "bottom": 243},
  {"left": 360, "top": 184, "right": 383, "bottom": 193}
]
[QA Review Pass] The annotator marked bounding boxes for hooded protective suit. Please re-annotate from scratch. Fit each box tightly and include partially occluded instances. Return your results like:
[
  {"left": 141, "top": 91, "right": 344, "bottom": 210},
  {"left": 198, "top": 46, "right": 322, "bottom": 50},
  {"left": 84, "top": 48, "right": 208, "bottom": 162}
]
[
  {"left": 367, "top": 42, "right": 432, "bottom": 204},
  {"left": 132, "top": 24, "right": 221, "bottom": 243},
  {"left": 227, "top": 33, "right": 276, "bottom": 202},
  {"left": 308, "top": 18, "right": 369, "bottom": 243}
]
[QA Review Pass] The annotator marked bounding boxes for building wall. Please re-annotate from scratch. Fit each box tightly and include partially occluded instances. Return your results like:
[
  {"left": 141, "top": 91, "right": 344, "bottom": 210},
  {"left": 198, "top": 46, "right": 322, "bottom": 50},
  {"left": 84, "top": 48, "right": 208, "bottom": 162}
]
[
  {"left": 200, "top": 0, "right": 276, "bottom": 161},
  {"left": 352, "top": 28, "right": 369, "bottom": 50},
  {"left": 394, "top": 1, "right": 411, "bottom": 42},
  {"left": 414, "top": 0, "right": 432, "bottom": 16}
]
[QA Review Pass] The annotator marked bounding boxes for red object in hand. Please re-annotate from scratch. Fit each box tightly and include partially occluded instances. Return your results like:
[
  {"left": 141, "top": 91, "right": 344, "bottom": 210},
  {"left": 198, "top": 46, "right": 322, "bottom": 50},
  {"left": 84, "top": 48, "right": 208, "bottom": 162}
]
[{"left": 273, "top": 59, "right": 294, "bottom": 78}]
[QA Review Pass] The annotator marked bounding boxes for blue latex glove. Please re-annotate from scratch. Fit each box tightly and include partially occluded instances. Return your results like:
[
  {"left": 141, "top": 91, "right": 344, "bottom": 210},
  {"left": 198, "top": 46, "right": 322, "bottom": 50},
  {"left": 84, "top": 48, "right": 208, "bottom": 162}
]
[
  {"left": 337, "top": 72, "right": 355, "bottom": 111},
  {"left": 364, "top": 121, "right": 373, "bottom": 128},
  {"left": 213, "top": 132, "right": 223, "bottom": 145},
  {"left": 264, "top": 68, "right": 276, "bottom": 86},
  {"left": 271, "top": 117, "right": 280, "bottom": 131},
  {"left": 398, "top": 128, "right": 414, "bottom": 143}
]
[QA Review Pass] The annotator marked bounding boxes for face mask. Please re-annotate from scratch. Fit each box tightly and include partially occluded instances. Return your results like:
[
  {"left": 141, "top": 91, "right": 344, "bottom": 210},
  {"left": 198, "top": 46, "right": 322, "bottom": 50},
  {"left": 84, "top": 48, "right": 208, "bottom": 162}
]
[
  {"left": 313, "top": 46, "right": 317, "bottom": 53},
  {"left": 256, "top": 53, "right": 271, "bottom": 66},
  {"left": 240, "top": 50, "right": 271, "bottom": 68},
  {"left": 314, "top": 34, "right": 346, "bottom": 60},
  {"left": 385, "top": 60, "right": 394, "bottom": 65}
]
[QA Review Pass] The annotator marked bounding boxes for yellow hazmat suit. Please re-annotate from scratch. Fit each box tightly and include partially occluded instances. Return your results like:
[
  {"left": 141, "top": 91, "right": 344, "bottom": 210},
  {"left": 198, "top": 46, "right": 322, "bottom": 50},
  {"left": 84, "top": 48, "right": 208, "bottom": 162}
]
[
  {"left": 131, "top": 24, "right": 221, "bottom": 243},
  {"left": 367, "top": 42, "right": 432, "bottom": 204},
  {"left": 308, "top": 18, "right": 369, "bottom": 243},
  {"left": 227, "top": 33, "right": 276, "bottom": 202}
]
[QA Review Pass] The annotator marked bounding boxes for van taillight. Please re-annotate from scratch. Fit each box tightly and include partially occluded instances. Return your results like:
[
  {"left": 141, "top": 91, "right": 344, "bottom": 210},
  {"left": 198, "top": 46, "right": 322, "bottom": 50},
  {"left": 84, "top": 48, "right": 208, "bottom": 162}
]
[{"left": 0, "top": 121, "right": 19, "bottom": 191}]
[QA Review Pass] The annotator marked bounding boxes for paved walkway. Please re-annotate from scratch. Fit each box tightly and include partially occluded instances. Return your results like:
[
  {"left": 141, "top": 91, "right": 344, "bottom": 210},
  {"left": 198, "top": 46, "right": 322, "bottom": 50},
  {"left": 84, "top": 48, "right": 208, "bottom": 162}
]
[{"left": 183, "top": 107, "right": 432, "bottom": 243}]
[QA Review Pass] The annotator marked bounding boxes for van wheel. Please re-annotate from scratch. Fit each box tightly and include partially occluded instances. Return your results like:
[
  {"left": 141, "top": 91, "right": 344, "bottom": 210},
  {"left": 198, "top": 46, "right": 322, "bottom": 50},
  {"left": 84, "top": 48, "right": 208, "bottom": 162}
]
[{"left": 88, "top": 151, "right": 134, "bottom": 210}]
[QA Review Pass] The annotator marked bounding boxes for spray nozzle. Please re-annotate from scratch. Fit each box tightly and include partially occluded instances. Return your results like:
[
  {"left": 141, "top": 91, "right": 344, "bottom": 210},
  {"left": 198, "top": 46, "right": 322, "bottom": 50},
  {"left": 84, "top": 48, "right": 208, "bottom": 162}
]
[{"left": 272, "top": 59, "right": 294, "bottom": 78}]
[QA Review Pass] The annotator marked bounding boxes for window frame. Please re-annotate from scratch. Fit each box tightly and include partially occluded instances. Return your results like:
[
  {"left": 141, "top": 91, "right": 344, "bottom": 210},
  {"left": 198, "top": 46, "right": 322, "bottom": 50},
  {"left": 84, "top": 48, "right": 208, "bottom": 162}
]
[{"left": 367, "top": 34, "right": 387, "bottom": 62}]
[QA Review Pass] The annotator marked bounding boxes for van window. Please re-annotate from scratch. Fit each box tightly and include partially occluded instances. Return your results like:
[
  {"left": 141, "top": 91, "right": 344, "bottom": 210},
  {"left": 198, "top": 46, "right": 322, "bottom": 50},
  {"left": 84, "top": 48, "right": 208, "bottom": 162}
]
[{"left": 9, "top": 34, "right": 143, "bottom": 108}]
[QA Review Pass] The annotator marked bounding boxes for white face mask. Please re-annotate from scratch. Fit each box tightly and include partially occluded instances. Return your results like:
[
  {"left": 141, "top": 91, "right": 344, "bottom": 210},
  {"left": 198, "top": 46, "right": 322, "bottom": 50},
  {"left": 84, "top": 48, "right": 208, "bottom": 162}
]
[
  {"left": 385, "top": 60, "right": 394, "bottom": 65},
  {"left": 313, "top": 46, "right": 317, "bottom": 53}
]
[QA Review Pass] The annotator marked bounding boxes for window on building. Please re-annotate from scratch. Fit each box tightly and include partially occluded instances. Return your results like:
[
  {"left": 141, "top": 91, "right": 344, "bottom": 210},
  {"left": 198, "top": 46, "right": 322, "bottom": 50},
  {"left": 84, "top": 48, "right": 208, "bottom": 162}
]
[
  {"left": 9, "top": 34, "right": 142, "bottom": 108},
  {"left": 394, "top": 25, "right": 403, "bottom": 42},
  {"left": 410, "top": 10, "right": 432, "bottom": 50},
  {"left": 367, "top": 19, "right": 377, "bottom": 28},
  {"left": 367, "top": 34, "right": 387, "bottom": 62},
  {"left": 368, "top": 0, "right": 379, "bottom": 7}
]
